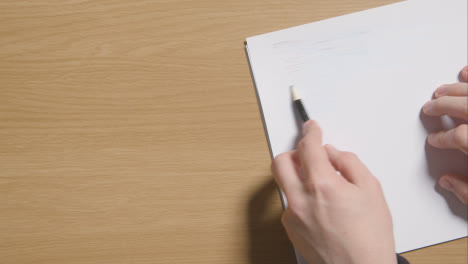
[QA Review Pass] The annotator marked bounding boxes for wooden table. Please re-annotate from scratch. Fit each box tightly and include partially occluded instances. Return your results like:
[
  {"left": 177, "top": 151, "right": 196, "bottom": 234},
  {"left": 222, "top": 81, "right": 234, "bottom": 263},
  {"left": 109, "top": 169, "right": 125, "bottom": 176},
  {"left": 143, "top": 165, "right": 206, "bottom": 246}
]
[{"left": 1, "top": 1, "right": 466, "bottom": 263}]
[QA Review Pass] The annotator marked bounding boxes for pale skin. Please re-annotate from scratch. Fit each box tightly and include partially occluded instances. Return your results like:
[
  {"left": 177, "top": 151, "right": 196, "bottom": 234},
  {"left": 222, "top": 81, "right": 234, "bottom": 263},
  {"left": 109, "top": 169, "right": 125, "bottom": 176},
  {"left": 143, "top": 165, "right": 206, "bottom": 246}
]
[
  {"left": 272, "top": 66, "right": 468, "bottom": 263},
  {"left": 423, "top": 66, "right": 468, "bottom": 203}
]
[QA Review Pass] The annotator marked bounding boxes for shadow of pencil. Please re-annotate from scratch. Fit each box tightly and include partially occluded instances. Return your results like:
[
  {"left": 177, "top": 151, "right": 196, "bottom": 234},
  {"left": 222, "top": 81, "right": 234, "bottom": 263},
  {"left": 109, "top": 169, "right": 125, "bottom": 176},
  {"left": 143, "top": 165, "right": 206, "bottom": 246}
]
[
  {"left": 419, "top": 109, "right": 468, "bottom": 220},
  {"left": 247, "top": 178, "right": 296, "bottom": 264}
]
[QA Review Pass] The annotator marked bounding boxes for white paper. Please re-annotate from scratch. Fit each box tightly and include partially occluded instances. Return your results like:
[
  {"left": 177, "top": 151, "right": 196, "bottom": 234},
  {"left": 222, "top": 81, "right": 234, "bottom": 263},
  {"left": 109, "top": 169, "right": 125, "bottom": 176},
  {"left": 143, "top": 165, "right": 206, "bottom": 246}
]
[{"left": 246, "top": 0, "right": 467, "bottom": 260}]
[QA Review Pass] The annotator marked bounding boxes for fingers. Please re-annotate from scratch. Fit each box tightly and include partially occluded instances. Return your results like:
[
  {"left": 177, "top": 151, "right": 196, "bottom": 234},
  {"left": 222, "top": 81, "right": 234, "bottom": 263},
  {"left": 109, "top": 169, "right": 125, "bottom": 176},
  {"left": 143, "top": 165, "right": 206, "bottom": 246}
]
[
  {"left": 423, "top": 96, "right": 468, "bottom": 120},
  {"left": 459, "top": 66, "right": 468, "bottom": 82},
  {"left": 324, "top": 144, "right": 371, "bottom": 186},
  {"left": 297, "top": 120, "right": 335, "bottom": 182},
  {"left": 434, "top": 83, "right": 468, "bottom": 98},
  {"left": 439, "top": 174, "right": 468, "bottom": 204},
  {"left": 272, "top": 151, "right": 303, "bottom": 199},
  {"left": 428, "top": 124, "right": 468, "bottom": 154}
]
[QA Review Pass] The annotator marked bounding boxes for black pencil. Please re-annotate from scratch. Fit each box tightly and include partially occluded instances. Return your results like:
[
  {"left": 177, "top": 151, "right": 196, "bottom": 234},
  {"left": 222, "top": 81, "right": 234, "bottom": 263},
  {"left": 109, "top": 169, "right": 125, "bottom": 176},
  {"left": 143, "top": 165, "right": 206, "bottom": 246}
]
[{"left": 290, "top": 85, "right": 309, "bottom": 122}]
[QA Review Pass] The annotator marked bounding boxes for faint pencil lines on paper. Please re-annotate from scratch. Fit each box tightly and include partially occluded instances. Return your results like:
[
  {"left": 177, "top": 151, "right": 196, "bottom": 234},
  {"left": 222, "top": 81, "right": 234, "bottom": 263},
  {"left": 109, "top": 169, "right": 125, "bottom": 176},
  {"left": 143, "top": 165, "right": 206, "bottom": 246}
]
[{"left": 272, "top": 30, "right": 370, "bottom": 74}]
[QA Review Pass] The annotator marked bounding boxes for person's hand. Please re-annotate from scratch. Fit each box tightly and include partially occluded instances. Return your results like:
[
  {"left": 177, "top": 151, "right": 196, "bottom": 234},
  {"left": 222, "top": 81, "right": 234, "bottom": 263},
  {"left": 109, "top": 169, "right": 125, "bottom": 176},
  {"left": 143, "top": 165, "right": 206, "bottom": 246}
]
[
  {"left": 423, "top": 66, "right": 468, "bottom": 204},
  {"left": 272, "top": 120, "right": 397, "bottom": 264}
]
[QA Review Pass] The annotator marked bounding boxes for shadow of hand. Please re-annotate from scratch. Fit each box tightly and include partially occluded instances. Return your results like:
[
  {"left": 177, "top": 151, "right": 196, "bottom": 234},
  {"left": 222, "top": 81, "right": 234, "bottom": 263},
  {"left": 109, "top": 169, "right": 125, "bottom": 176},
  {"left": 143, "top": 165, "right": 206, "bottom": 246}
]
[
  {"left": 247, "top": 178, "right": 296, "bottom": 264},
  {"left": 420, "top": 110, "right": 468, "bottom": 220}
]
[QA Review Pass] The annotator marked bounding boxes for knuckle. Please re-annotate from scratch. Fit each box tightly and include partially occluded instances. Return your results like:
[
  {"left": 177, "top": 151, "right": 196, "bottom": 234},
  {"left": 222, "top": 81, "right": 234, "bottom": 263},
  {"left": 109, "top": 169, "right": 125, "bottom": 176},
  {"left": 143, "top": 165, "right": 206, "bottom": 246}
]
[
  {"left": 306, "top": 180, "right": 333, "bottom": 195},
  {"left": 286, "top": 199, "right": 303, "bottom": 219}
]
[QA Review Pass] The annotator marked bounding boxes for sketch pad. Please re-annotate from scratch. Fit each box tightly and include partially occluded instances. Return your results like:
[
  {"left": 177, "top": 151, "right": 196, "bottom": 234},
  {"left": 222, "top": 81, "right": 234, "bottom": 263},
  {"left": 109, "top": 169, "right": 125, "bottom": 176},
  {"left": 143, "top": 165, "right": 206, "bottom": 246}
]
[{"left": 246, "top": 0, "right": 467, "bottom": 262}]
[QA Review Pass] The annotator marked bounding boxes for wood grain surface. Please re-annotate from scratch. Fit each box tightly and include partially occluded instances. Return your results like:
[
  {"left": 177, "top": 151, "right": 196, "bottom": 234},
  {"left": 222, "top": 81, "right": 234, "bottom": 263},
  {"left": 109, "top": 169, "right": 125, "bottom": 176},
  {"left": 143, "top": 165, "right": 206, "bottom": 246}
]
[{"left": 0, "top": 0, "right": 466, "bottom": 263}]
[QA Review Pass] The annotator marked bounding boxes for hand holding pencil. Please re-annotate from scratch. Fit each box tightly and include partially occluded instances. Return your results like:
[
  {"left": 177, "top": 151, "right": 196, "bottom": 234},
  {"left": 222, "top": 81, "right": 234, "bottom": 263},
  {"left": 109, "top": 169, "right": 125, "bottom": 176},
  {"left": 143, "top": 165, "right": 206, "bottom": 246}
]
[
  {"left": 272, "top": 66, "right": 468, "bottom": 264},
  {"left": 272, "top": 88, "right": 397, "bottom": 264}
]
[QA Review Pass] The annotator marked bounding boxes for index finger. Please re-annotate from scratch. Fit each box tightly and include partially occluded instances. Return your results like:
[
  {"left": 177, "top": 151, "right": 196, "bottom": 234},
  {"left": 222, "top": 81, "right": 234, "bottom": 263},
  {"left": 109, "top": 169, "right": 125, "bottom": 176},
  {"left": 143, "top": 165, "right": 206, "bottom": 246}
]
[
  {"left": 272, "top": 151, "right": 304, "bottom": 200},
  {"left": 423, "top": 96, "right": 468, "bottom": 120},
  {"left": 297, "top": 120, "right": 335, "bottom": 182}
]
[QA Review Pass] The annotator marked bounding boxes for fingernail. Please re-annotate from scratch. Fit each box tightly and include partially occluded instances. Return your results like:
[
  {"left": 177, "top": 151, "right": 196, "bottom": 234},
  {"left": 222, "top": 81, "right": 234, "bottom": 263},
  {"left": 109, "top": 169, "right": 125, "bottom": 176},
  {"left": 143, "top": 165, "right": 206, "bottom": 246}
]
[
  {"left": 423, "top": 101, "right": 433, "bottom": 113},
  {"left": 435, "top": 85, "right": 447, "bottom": 97},
  {"left": 439, "top": 179, "right": 454, "bottom": 192}
]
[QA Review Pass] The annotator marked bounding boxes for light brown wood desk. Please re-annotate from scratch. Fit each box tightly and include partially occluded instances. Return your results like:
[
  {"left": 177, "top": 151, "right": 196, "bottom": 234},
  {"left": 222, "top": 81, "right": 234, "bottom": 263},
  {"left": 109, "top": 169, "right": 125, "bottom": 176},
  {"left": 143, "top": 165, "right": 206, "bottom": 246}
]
[{"left": 0, "top": 1, "right": 466, "bottom": 263}]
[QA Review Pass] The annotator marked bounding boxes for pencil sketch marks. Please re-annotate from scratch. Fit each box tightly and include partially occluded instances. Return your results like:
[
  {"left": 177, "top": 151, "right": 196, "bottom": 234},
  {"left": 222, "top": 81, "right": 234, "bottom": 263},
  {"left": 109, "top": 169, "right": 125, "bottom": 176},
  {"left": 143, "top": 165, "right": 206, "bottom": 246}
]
[{"left": 272, "top": 30, "right": 370, "bottom": 74}]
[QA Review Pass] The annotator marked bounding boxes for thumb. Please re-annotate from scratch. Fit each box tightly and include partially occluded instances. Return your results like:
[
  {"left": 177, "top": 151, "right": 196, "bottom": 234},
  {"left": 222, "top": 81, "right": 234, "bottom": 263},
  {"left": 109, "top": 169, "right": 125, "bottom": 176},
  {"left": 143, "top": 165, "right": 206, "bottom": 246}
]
[{"left": 439, "top": 174, "right": 468, "bottom": 204}]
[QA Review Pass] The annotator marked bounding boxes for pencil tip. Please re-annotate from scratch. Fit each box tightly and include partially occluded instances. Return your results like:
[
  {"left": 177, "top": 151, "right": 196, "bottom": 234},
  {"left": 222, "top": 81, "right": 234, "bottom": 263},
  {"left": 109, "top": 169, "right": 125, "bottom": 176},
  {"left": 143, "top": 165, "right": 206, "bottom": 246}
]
[{"left": 290, "top": 85, "right": 300, "bottom": 101}]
